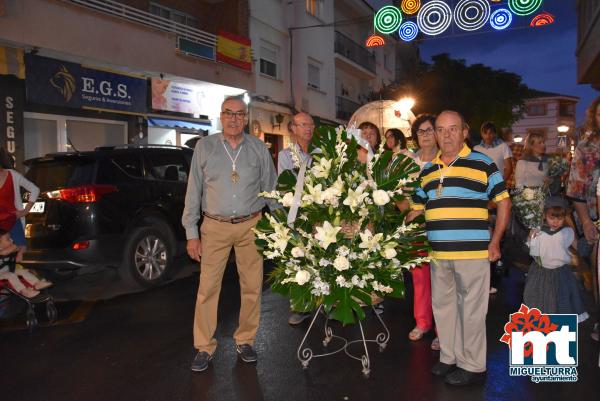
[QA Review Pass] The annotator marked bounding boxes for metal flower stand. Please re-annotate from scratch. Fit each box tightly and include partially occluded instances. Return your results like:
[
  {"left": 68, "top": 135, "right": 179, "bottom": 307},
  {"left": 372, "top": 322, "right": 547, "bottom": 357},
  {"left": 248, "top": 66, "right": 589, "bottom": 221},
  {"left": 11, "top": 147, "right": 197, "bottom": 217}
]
[{"left": 296, "top": 304, "right": 391, "bottom": 378}]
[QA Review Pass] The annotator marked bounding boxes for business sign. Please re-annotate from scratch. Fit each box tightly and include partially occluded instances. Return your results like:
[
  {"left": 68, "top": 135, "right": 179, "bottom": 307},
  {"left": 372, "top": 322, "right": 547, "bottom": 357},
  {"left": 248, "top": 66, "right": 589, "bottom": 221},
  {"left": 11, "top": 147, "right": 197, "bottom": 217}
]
[
  {"left": 500, "top": 304, "right": 578, "bottom": 383},
  {"left": 0, "top": 75, "right": 25, "bottom": 170},
  {"left": 25, "top": 54, "right": 147, "bottom": 114}
]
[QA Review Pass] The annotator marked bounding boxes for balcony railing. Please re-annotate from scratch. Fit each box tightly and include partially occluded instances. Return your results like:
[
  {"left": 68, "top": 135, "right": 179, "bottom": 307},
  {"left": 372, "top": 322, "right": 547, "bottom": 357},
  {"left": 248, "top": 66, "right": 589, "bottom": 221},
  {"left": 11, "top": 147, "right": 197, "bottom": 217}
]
[
  {"left": 66, "top": 0, "right": 216, "bottom": 57},
  {"left": 336, "top": 96, "right": 361, "bottom": 121},
  {"left": 334, "top": 31, "right": 376, "bottom": 73}
]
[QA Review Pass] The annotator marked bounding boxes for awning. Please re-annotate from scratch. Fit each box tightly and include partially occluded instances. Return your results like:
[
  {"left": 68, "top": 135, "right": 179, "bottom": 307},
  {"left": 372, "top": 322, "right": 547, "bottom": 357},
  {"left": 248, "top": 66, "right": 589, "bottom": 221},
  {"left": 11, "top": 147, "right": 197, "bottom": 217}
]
[{"left": 148, "top": 118, "right": 211, "bottom": 131}]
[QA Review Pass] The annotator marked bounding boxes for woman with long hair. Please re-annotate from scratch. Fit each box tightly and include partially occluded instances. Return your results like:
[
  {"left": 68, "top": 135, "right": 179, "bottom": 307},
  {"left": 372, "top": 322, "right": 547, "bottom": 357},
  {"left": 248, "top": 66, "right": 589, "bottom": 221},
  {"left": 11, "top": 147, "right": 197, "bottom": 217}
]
[
  {"left": 514, "top": 132, "right": 549, "bottom": 189},
  {"left": 566, "top": 96, "right": 600, "bottom": 341},
  {"left": 0, "top": 147, "right": 40, "bottom": 261},
  {"left": 358, "top": 121, "right": 381, "bottom": 153}
]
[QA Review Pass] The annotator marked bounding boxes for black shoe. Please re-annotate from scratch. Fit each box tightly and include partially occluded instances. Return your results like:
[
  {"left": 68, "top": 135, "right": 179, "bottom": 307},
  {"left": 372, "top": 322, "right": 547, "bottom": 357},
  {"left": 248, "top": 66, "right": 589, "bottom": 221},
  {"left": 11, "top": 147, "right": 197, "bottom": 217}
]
[
  {"left": 444, "top": 368, "right": 486, "bottom": 386},
  {"left": 191, "top": 351, "right": 213, "bottom": 372},
  {"left": 431, "top": 361, "right": 456, "bottom": 376},
  {"left": 236, "top": 344, "right": 257, "bottom": 363}
]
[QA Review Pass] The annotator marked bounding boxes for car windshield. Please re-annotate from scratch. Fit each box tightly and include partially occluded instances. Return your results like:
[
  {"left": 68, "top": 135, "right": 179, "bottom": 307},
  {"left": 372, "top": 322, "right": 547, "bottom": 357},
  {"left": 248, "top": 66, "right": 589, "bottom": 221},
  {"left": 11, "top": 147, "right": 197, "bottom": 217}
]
[{"left": 26, "top": 157, "right": 96, "bottom": 192}]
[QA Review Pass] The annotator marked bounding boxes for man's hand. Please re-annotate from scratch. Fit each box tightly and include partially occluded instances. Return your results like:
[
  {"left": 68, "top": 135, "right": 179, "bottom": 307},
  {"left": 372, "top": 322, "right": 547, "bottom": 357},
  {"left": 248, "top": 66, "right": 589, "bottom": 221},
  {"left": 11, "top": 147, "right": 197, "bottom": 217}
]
[
  {"left": 186, "top": 238, "right": 202, "bottom": 262},
  {"left": 488, "top": 240, "right": 501, "bottom": 262},
  {"left": 406, "top": 210, "right": 423, "bottom": 223},
  {"left": 582, "top": 220, "right": 599, "bottom": 244}
]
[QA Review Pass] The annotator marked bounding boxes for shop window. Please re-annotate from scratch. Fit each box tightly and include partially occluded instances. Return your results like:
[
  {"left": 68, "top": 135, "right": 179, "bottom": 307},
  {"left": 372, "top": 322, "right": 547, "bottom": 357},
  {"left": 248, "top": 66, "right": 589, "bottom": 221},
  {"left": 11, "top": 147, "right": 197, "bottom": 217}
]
[
  {"left": 308, "top": 59, "right": 321, "bottom": 90},
  {"left": 144, "top": 150, "right": 188, "bottom": 182},
  {"left": 526, "top": 103, "right": 546, "bottom": 116},
  {"left": 260, "top": 41, "right": 279, "bottom": 78}
]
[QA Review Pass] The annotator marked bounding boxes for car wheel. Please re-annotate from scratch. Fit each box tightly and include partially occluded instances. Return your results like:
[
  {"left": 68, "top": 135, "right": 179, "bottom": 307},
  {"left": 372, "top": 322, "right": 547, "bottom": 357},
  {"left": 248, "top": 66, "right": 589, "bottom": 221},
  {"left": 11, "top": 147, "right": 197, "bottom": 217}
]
[{"left": 120, "top": 225, "right": 175, "bottom": 288}]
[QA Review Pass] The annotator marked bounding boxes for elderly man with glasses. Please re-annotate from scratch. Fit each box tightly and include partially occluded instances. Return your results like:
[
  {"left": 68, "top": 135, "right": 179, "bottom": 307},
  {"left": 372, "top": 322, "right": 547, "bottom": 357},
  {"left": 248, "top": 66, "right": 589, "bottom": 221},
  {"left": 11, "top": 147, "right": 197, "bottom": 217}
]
[
  {"left": 408, "top": 110, "right": 511, "bottom": 386},
  {"left": 183, "top": 96, "right": 277, "bottom": 372}
]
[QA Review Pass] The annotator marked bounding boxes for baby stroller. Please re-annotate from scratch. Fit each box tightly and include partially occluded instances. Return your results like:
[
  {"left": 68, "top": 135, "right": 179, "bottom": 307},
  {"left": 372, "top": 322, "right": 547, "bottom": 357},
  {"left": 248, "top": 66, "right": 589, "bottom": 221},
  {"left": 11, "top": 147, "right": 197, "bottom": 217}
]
[{"left": 0, "top": 252, "right": 57, "bottom": 331}]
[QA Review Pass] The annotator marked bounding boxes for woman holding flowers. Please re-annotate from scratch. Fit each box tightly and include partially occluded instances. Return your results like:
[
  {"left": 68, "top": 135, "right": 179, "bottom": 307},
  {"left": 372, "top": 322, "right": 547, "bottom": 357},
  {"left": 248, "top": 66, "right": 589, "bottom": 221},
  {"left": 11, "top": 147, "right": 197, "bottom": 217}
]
[{"left": 515, "top": 132, "right": 549, "bottom": 189}]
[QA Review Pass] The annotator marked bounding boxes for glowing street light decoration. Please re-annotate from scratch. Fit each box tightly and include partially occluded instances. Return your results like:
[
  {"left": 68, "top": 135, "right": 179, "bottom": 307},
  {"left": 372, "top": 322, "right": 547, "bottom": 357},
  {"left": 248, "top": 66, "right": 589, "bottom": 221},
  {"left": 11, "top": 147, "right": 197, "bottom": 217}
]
[
  {"left": 399, "top": 21, "right": 419, "bottom": 42},
  {"left": 417, "top": 0, "right": 453, "bottom": 36},
  {"left": 453, "top": 0, "right": 490, "bottom": 32},
  {"left": 530, "top": 12, "right": 555, "bottom": 27},
  {"left": 401, "top": 0, "right": 421, "bottom": 15},
  {"left": 490, "top": 8, "right": 513, "bottom": 30},
  {"left": 365, "top": 34, "right": 386, "bottom": 47},
  {"left": 508, "top": 0, "right": 543, "bottom": 17},
  {"left": 374, "top": 5, "right": 403, "bottom": 34}
]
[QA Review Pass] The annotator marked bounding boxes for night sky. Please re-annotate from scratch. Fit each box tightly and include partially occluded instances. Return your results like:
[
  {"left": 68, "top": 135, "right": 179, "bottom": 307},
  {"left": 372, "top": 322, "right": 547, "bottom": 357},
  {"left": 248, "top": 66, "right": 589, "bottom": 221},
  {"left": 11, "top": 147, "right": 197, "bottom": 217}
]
[{"left": 367, "top": 0, "right": 599, "bottom": 125}]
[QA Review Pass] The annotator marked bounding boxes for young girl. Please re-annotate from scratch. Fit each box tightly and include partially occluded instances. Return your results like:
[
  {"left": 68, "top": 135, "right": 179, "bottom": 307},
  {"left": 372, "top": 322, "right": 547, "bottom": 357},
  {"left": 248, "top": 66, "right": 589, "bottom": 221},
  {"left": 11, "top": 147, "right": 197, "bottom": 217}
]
[{"left": 524, "top": 197, "right": 589, "bottom": 322}]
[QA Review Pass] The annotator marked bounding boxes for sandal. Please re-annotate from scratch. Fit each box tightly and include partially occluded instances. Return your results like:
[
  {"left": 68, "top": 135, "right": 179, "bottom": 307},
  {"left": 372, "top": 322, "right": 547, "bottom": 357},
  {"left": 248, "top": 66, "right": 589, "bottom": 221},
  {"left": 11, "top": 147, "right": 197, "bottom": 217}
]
[
  {"left": 408, "top": 326, "right": 430, "bottom": 341},
  {"left": 431, "top": 337, "right": 440, "bottom": 350}
]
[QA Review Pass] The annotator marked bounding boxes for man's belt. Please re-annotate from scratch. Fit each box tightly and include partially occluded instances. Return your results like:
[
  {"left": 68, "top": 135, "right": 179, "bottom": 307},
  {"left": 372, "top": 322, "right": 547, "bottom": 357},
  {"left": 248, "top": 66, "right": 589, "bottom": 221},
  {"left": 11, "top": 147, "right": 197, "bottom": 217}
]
[{"left": 202, "top": 211, "right": 261, "bottom": 224}]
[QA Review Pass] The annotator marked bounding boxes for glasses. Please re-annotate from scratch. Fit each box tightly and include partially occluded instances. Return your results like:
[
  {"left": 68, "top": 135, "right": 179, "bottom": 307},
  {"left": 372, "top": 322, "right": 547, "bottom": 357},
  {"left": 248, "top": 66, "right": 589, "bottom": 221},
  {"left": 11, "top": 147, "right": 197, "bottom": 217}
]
[
  {"left": 417, "top": 127, "right": 434, "bottom": 137},
  {"left": 435, "top": 126, "right": 462, "bottom": 136},
  {"left": 221, "top": 110, "right": 247, "bottom": 119},
  {"left": 294, "top": 122, "right": 315, "bottom": 129}
]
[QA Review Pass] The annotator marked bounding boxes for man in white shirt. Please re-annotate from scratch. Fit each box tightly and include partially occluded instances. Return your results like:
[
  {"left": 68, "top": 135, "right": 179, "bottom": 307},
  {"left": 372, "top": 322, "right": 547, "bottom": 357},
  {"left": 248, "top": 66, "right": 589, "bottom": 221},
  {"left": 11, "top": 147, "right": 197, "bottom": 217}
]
[
  {"left": 474, "top": 122, "right": 513, "bottom": 181},
  {"left": 474, "top": 122, "right": 513, "bottom": 294}
]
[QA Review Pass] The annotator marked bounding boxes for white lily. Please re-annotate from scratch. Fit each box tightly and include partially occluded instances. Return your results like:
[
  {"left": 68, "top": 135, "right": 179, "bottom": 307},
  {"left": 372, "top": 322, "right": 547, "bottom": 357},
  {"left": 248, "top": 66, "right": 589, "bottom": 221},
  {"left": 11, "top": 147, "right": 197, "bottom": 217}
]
[
  {"left": 314, "top": 221, "right": 341, "bottom": 250},
  {"left": 343, "top": 186, "right": 369, "bottom": 212},
  {"left": 358, "top": 229, "right": 383, "bottom": 252},
  {"left": 311, "top": 157, "right": 332, "bottom": 179},
  {"left": 306, "top": 182, "right": 324, "bottom": 205}
]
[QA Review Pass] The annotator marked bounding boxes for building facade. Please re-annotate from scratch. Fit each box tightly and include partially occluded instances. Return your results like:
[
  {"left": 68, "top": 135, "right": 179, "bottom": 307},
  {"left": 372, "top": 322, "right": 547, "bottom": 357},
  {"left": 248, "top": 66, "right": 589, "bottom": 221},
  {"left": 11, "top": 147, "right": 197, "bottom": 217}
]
[
  {"left": 248, "top": 0, "right": 400, "bottom": 165},
  {"left": 511, "top": 90, "right": 579, "bottom": 155},
  {"left": 0, "top": 0, "right": 254, "bottom": 169},
  {"left": 1, "top": 0, "right": 406, "bottom": 169}
]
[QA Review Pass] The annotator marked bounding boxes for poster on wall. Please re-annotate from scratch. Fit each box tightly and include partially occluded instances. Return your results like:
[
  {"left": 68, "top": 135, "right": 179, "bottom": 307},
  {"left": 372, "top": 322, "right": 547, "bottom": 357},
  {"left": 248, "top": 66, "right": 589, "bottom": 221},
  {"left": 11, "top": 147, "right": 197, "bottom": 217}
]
[
  {"left": 0, "top": 75, "right": 25, "bottom": 171},
  {"left": 151, "top": 78, "right": 204, "bottom": 115},
  {"left": 25, "top": 54, "right": 147, "bottom": 114}
]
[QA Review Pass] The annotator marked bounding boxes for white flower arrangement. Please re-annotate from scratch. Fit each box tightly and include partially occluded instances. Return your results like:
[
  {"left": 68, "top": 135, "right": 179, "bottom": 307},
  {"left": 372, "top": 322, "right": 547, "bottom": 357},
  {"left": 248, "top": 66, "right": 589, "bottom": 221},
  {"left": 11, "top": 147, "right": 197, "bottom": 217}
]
[
  {"left": 254, "top": 125, "right": 428, "bottom": 324},
  {"left": 511, "top": 186, "right": 547, "bottom": 230}
]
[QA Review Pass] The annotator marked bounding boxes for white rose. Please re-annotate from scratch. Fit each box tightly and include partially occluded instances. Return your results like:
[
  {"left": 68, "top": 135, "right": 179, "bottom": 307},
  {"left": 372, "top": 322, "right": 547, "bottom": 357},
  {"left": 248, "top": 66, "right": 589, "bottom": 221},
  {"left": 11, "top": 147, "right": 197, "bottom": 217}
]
[
  {"left": 383, "top": 248, "right": 397, "bottom": 259},
  {"left": 333, "top": 255, "right": 350, "bottom": 271},
  {"left": 295, "top": 270, "right": 310, "bottom": 285},
  {"left": 291, "top": 247, "right": 305, "bottom": 258},
  {"left": 372, "top": 190, "right": 391, "bottom": 206},
  {"left": 523, "top": 188, "right": 535, "bottom": 201}
]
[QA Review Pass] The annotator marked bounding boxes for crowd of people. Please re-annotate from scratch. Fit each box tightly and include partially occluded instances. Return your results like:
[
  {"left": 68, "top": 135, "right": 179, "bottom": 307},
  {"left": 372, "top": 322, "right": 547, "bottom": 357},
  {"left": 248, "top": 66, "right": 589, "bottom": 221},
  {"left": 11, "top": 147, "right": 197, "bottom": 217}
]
[{"left": 182, "top": 95, "right": 600, "bottom": 381}]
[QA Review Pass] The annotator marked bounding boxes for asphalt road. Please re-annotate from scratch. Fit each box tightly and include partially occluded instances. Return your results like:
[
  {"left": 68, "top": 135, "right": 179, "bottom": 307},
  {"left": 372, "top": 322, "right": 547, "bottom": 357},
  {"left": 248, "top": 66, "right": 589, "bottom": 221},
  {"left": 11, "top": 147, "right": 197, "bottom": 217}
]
[{"left": 0, "top": 259, "right": 598, "bottom": 401}]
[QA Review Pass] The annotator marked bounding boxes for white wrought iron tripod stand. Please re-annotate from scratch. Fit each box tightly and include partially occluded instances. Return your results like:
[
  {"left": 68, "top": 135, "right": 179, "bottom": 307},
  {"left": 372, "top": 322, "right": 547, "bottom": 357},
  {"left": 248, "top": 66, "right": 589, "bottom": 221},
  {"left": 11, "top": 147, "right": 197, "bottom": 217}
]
[{"left": 296, "top": 304, "right": 390, "bottom": 378}]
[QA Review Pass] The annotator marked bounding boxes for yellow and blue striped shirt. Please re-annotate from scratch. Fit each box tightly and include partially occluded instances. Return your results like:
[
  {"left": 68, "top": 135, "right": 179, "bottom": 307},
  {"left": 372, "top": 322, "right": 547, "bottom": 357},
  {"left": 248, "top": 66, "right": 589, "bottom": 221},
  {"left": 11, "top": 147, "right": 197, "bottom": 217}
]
[{"left": 411, "top": 145, "right": 509, "bottom": 260}]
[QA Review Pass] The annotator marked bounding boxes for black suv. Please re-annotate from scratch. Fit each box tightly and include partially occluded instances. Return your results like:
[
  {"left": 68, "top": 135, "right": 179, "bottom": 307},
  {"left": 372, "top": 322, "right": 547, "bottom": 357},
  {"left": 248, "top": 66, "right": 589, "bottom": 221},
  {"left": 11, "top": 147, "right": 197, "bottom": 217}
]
[{"left": 22, "top": 145, "right": 194, "bottom": 287}]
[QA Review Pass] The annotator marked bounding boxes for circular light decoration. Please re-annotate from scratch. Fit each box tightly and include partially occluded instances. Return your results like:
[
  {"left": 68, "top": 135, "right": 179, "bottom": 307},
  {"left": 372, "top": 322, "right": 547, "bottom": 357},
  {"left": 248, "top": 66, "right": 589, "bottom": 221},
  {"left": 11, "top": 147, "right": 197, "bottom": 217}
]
[
  {"left": 365, "top": 34, "right": 386, "bottom": 47},
  {"left": 417, "top": 0, "right": 453, "bottom": 36},
  {"left": 374, "top": 5, "right": 403, "bottom": 34},
  {"left": 508, "top": 0, "right": 543, "bottom": 17},
  {"left": 399, "top": 21, "right": 419, "bottom": 42},
  {"left": 530, "top": 12, "right": 555, "bottom": 27},
  {"left": 401, "top": 0, "right": 421, "bottom": 15},
  {"left": 490, "top": 8, "right": 513, "bottom": 30},
  {"left": 453, "top": 0, "right": 491, "bottom": 32}
]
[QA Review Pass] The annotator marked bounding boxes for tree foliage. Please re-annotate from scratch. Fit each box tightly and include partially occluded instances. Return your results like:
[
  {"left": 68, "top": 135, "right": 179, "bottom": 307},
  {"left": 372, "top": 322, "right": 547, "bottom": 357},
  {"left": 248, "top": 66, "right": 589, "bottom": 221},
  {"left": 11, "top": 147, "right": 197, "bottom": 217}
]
[{"left": 370, "top": 53, "right": 530, "bottom": 136}]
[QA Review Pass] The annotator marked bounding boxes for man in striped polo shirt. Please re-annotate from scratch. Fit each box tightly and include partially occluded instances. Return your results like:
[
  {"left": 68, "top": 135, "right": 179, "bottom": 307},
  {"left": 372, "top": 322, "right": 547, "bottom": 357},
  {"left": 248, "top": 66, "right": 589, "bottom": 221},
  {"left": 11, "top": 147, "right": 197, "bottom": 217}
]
[{"left": 408, "top": 110, "right": 511, "bottom": 386}]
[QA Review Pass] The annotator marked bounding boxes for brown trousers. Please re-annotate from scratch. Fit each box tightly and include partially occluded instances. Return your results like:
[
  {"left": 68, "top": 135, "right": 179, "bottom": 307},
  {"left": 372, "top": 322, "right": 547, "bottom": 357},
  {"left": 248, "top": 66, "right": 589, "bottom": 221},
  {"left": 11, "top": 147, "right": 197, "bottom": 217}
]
[
  {"left": 430, "top": 258, "right": 490, "bottom": 373},
  {"left": 193, "top": 214, "right": 263, "bottom": 354}
]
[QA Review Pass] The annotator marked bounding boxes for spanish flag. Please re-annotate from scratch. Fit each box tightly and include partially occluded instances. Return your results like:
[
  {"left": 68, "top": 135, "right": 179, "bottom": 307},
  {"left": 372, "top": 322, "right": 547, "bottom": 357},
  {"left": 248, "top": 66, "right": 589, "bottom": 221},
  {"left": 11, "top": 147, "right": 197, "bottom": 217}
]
[
  {"left": 0, "top": 46, "right": 25, "bottom": 79},
  {"left": 216, "top": 30, "right": 252, "bottom": 71}
]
